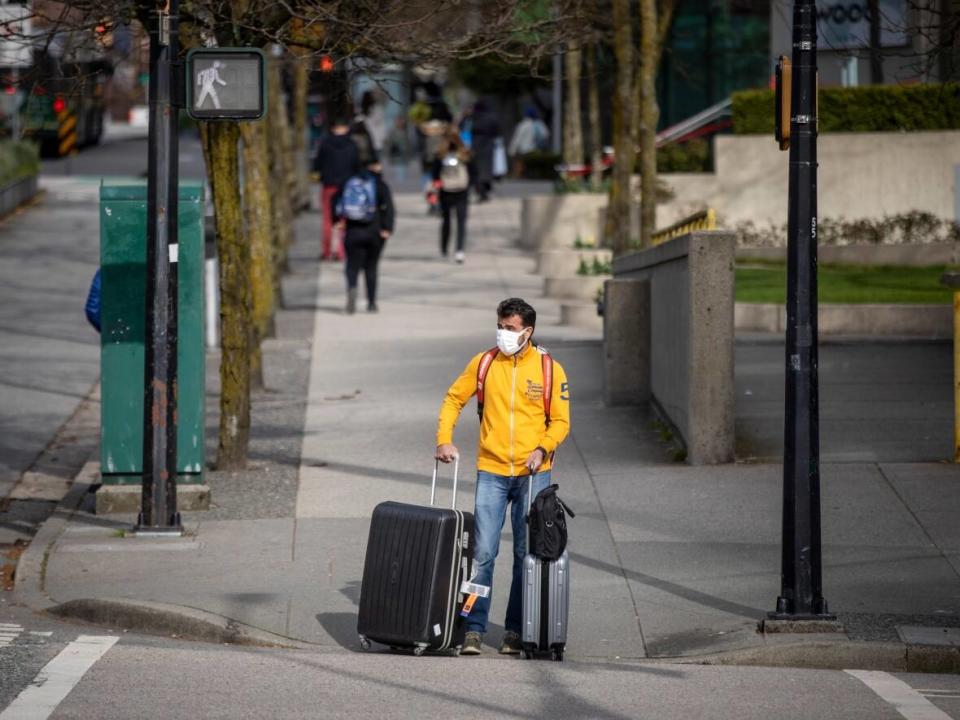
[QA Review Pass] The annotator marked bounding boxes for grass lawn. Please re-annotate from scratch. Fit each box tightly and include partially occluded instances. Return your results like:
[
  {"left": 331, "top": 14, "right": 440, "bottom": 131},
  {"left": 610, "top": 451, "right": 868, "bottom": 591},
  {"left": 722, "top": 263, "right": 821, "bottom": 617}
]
[{"left": 735, "top": 263, "right": 956, "bottom": 304}]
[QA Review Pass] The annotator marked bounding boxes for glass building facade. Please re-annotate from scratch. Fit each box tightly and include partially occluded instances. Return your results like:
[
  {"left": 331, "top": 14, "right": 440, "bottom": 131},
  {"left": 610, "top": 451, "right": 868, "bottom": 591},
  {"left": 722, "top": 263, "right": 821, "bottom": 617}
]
[{"left": 658, "top": 0, "right": 770, "bottom": 128}]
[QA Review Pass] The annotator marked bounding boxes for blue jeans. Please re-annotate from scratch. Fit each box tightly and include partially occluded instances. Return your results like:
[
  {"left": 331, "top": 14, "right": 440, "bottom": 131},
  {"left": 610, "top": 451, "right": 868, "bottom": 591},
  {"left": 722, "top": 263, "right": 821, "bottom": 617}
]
[{"left": 466, "top": 470, "right": 551, "bottom": 635}]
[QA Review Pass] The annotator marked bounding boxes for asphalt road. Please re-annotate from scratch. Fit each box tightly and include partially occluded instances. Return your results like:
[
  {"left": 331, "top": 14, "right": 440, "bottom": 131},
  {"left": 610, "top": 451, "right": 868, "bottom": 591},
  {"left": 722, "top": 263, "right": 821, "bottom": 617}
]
[{"left": 2, "top": 596, "right": 960, "bottom": 720}]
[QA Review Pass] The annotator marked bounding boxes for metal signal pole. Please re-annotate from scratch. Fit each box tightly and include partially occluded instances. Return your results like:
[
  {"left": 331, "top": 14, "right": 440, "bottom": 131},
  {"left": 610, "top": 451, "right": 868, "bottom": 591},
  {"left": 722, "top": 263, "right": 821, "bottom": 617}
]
[
  {"left": 771, "top": 0, "right": 832, "bottom": 620},
  {"left": 136, "top": 0, "right": 182, "bottom": 535}
]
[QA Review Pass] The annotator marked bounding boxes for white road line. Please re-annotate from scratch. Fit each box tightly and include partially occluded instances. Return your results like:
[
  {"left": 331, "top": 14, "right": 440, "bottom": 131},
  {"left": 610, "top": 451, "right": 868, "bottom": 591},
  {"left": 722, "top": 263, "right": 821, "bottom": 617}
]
[
  {"left": 0, "top": 635, "right": 118, "bottom": 720},
  {"left": 846, "top": 670, "right": 954, "bottom": 720}
]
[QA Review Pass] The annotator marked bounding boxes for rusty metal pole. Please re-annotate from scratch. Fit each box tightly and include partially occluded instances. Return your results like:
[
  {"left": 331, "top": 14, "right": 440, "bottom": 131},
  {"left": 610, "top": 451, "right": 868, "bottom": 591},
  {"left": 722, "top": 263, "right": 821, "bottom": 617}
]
[{"left": 136, "top": 0, "right": 182, "bottom": 535}]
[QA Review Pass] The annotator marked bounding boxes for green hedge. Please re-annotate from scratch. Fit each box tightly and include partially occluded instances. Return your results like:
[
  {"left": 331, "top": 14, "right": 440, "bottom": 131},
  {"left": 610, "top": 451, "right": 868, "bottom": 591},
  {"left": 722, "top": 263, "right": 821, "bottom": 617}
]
[
  {"left": 657, "top": 138, "right": 711, "bottom": 172},
  {"left": 0, "top": 140, "right": 39, "bottom": 187},
  {"left": 732, "top": 84, "right": 960, "bottom": 134}
]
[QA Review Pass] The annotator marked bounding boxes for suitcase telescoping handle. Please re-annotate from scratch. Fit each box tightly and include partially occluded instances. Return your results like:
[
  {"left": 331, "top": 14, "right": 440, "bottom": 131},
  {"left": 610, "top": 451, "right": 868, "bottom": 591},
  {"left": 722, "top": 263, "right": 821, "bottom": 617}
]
[{"left": 430, "top": 456, "right": 460, "bottom": 509}]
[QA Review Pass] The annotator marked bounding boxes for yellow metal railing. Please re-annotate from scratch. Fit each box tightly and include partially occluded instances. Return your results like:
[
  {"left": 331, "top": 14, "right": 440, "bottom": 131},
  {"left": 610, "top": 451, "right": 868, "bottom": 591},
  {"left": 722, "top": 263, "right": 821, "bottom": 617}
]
[{"left": 651, "top": 208, "right": 717, "bottom": 246}]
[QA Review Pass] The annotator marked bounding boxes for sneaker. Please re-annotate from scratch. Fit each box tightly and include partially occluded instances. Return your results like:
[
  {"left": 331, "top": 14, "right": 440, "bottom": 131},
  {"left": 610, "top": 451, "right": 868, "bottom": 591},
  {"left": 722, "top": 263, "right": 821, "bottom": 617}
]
[
  {"left": 461, "top": 631, "right": 482, "bottom": 656},
  {"left": 367, "top": 302, "right": 378, "bottom": 313},
  {"left": 499, "top": 631, "right": 522, "bottom": 655},
  {"left": 454, "top": 251, "right": 465, "bottom": 264}
]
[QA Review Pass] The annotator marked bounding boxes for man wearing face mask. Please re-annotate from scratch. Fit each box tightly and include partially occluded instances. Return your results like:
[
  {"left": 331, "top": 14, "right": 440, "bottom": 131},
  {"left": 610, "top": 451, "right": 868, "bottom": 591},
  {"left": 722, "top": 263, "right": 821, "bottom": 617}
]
[{"left": 435, "top": 297, "right": 571, "bottom": 656}]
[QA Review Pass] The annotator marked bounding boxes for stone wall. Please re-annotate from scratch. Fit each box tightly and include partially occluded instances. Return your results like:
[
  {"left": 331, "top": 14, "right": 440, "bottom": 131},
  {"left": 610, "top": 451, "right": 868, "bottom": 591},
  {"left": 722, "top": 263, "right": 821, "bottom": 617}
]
[
  {"left": 608, "top": 231, "right": 736, "bottom": 464},
  {"left": 661, "top": 131, "right": 960, "bottom": 229}
]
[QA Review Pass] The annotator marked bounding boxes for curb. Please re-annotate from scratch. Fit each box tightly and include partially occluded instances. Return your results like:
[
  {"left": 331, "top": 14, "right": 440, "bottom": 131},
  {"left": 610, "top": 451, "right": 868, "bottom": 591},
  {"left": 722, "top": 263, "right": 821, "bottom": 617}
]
[
  {"left": 662, "top": 640, "right": 960, "bottom": 675},
  {"left": 46, "top": 598, "right": 313, "bottom": 649},
  {"left": 13, "top": 460, "right": 98, "bottom": 612}
]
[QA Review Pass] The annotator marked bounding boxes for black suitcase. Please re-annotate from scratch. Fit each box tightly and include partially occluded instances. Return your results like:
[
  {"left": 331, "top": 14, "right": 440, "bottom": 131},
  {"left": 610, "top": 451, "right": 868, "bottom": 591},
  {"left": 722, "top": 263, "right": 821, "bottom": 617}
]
[{"left": 357, "top": 458, "right": 474, "bottom": 656}]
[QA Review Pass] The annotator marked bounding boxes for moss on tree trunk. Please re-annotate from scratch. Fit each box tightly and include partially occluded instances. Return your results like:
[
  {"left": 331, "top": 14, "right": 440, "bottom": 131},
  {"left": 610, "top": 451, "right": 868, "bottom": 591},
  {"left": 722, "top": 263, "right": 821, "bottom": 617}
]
[
  {"left": 241, "top": 120, "right": 276, "bottom": 392},
  {"left": 563, "top": 45, "right": 583, "bottom": 168},
  {"left": 204, "top": 121, "right": 251, "bottom": 471}
]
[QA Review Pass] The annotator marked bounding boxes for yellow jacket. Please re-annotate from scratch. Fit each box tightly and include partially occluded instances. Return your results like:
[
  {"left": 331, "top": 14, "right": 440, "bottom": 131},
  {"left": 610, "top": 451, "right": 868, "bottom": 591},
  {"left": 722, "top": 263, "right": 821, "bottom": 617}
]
[{"left": 437, "top": 344, "right": 570, "bottom": 477}]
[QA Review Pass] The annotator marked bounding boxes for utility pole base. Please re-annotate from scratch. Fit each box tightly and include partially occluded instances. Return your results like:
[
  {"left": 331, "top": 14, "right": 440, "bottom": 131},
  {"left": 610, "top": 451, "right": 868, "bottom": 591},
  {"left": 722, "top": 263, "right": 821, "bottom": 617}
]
[
  {"left": 761, "top": 617, "right": 845, "bottom": 634},
  {"left": 132, "top": 512, "right": 184, "bottom": 537}
]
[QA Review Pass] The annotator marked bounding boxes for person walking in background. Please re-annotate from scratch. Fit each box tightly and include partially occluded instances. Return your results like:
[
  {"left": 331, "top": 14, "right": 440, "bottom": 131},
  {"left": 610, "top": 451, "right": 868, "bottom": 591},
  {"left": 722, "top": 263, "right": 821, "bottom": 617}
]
[
  {"left": 358, "top": 90, "right": 387, "bottom": 156},
  {"left": 350, "top": 117, "right": 378, "bottom": 168},
  {"left": 508, "top": 106, "right": 550, "bottom": 178},
  {"left": 432, "top": 129, "right": 473, "bottom": 263},
  {"left": 385, "top": 116, "right": 410, "bottom": 183},
  {"left": 469, "top": 99, "right": 501, "bottom": 203},
  {"left": 313, "top": 117, "right": 358, "bottom": 261},
  {"left": 333, "top": 160, "right": 395, "bottom": 314}
]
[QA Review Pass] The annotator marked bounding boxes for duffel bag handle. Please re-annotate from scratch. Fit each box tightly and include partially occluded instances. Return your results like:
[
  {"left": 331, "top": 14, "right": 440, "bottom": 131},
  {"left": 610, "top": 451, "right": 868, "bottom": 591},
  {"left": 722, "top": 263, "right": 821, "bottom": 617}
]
[{"left": 431, "top": 456, "right": 460, "bottom": 509}]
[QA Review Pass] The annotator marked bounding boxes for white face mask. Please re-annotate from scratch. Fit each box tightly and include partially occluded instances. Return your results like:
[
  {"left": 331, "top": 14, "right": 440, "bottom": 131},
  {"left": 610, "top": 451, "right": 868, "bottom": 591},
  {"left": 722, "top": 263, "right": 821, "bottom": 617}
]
[{"left": 497, "top": 328, "right": 529, "bottom": 356}]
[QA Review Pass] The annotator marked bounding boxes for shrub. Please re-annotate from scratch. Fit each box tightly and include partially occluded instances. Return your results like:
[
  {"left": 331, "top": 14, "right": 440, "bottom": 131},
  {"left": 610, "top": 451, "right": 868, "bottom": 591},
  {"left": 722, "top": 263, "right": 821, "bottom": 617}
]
[
  {"left": 657, "top": 138, "right": 711, "bottom": 173},
  {"left": 733, "top": 211, "right": 960, "bottom": 247},
  {"left": 732, "top": 83, "right": 960, "bottom": 135},
  {"left": 0, "top": 140, "right": 39, "bottom": 187},
  {"left": 521, "top": 150, "right": 561, "bottom": 180}
]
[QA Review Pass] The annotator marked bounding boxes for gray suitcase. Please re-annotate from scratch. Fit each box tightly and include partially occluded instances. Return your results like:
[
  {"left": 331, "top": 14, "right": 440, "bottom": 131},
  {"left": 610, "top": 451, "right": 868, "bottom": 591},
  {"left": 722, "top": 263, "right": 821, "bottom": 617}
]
[{"left": 521, "top": 475, "right": 570, "bottom": 661}]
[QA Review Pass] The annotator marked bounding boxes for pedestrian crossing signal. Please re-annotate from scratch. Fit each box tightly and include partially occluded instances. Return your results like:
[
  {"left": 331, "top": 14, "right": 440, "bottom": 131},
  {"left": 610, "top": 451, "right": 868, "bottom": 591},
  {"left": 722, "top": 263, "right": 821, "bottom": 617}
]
[{"left": 186, "top": 48, "right": 266, "bottom": 121}]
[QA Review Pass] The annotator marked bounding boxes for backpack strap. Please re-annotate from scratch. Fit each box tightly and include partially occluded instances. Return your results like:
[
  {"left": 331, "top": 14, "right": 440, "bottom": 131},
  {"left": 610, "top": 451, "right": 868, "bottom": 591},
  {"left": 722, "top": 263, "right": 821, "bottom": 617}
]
[
  {"left": 539, "top": 349, "right": 553, "bottom": 427},
  {"left": 476, "top": 347, "right": 499, "bottom": 419}
]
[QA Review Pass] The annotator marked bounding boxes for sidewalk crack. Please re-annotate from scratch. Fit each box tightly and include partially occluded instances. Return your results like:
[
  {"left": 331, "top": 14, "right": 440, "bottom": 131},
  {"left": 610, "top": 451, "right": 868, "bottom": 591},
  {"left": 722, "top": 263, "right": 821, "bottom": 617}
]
[{"left": 875, "top": 462, "right": 960, "bottom": 582}]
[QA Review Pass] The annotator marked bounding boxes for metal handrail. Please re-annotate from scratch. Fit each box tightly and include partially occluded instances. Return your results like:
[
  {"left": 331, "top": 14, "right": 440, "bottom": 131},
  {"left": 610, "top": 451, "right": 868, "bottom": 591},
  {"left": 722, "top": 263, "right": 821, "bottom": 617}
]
[{"left": 651, "top": 208, "right": 717, "bottom": 246}]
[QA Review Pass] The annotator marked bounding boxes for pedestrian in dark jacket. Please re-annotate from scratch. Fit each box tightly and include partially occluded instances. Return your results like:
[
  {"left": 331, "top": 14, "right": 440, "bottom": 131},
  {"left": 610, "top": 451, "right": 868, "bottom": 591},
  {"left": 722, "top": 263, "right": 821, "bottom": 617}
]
[
  {"left": 470, "top": 100, "right": 501, "bottom": 202},
  {"left": 313, "top": 118, "right": 358, "bottom": 261},
  {"left": 333, "top": 161, "right": 395, "bottom": 314},
  {"left": 431, "top": 130, "right": 474, "bottom": 263}
]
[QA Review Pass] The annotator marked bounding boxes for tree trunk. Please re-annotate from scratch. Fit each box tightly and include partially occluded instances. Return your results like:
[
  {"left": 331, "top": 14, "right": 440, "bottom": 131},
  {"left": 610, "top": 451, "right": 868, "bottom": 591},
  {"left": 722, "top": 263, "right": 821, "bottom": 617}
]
[
  {"left": 586, "top": 43, "right": 603, "bottom": 191},
  {"left": 241, "top": 120, "right": 276, "bottom": 392},
  {"left": 637, "top": 0, "right": 678, "bottom": 248},
  {"left": 638, "top": 0, "right": 660, "bottom": 248},
  {"left": 607, "top": 0, "right": 635, "bottom": 255},
  {"left": 291, "top": 49, "right": 311, "bottom": 212},
  {"left": 204, "top": 121, "right": 251, "bottom": 471},
  {"left": 267, "top": 53, "right": 294, "bottom": 280},
  {"left": 563, "top": 44, "right": 583, "bottom": 168}
]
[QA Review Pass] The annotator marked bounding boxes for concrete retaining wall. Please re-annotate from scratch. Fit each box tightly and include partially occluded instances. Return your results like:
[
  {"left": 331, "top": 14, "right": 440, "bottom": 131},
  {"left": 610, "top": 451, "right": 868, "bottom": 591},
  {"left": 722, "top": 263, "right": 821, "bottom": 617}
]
[
  {"left": 738, "top": 243, "right": 960, "bottom": 266},
  {"left": 519, "top": 193, "right": 607, "bottom": 251},
  {"left": 611, "top": 231, "right": 736, "bottom": 464},
  {"left": 543, "top": 275, "right": 607, "bottom": 301},
  {"left": 537, "top": 248, "right": 612, "bottom": 277},
  {"left": 662, "top": 131, "right": 960, "bottom": 228},
  {"left": 0, "top": 175, "right": 38, "bottom": 217},
  {"left": 736, "top": 303, "right": 952, "bottom": 338}
]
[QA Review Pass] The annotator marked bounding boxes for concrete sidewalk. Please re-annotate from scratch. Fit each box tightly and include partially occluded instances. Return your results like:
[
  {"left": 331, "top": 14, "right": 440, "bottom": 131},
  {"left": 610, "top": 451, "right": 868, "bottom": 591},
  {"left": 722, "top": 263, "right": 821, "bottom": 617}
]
[{"left": 13, "top": 186, "right": 960, "bottom": 669}]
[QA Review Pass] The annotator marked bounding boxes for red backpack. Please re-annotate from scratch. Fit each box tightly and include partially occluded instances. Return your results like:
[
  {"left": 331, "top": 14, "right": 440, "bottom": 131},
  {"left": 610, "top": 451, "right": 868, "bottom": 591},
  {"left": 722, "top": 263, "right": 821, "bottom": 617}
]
[{"left": 475, "top": 347, "right": 553, "bottom": 426}]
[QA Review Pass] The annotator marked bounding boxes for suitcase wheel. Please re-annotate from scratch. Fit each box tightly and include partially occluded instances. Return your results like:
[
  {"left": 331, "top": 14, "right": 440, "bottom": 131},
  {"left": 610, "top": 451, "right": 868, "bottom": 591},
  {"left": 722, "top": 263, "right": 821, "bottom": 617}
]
[
  {"left": 358, "top": 635, "right": 371, "bottom": 651},
  {"left": 551, "top": 647, "right": 564, "bottom": 662},
  {"left": 413, "top": 644, "right": 427, "bottom": 657},
  {"left": 522, "top": 648, "right": 533, "bottom": 660}
]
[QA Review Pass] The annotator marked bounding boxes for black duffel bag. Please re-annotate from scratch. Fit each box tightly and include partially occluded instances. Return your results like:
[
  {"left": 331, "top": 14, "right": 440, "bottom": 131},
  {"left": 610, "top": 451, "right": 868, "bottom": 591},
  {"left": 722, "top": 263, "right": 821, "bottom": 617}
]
[{"left": 528, "top": 484, "right": 575, "bottom": 561}]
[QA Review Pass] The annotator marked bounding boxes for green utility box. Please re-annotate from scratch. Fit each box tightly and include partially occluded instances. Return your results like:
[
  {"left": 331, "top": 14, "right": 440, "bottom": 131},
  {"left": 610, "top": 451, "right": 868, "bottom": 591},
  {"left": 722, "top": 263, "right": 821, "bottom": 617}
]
[{"left": 98, "top": 183, "right": 208, "bottom": 511}]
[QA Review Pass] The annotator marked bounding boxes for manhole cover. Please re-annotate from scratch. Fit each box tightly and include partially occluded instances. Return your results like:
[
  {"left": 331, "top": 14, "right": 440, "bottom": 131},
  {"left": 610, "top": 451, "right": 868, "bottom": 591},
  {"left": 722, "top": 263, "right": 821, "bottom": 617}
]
[{"left": 896, "top": 626, "right": 960, "bottom": 647}]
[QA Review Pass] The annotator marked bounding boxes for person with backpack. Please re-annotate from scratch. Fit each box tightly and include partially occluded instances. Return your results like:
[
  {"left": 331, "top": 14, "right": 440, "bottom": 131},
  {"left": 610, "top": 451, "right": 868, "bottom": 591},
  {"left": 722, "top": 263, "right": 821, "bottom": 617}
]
[
  {"left": 332, "top": 160, "right": 395, "bottom": 314},
  {"left": 313, "top": 117, "right": 359, "bottom": 261},
  {"left": 508, "top": 106, "right": 550, "bottom": 178},
  {"left": 435, "top": 298, "right": 571, "bottom": 656},
  {"left": 431, "top": 130, "right": 474, "bottom": 263}
]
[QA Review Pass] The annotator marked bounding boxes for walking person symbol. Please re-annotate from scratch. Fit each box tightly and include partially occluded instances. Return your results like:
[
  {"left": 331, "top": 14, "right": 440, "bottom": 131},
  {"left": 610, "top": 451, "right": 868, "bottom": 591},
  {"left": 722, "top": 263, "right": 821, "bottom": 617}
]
[{"left": 196, "top": 61, "right": 226, "bottom": 109}]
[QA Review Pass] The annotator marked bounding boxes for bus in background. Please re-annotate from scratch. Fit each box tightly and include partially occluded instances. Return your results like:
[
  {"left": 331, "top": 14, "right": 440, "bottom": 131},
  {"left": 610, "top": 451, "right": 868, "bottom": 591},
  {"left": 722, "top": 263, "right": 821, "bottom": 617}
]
[{"left": 16, "top": 52, "right": 109, "bottom": 156}]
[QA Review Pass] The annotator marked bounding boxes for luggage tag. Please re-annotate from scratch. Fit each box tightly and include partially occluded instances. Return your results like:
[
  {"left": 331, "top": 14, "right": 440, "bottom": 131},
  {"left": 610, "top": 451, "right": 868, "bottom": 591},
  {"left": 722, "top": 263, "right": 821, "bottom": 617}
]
[{"left": 458, "top": 582, "right": 490, "bottom": 617}]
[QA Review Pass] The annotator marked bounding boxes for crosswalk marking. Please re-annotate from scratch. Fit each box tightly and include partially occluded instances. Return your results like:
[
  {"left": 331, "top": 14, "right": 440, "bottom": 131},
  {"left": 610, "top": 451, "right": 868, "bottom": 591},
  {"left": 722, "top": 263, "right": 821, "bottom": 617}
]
[
  {"left": 0, "top": 635, "right": 118, "bottom": 720},
  {"left": 0, "top": 624, "right": 22, "bottom": 647},
  {"left": 846, "top": 670, "right": 954, "bottom": 720}
]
